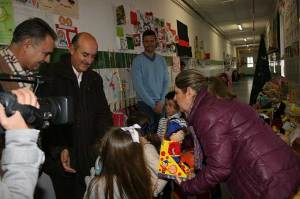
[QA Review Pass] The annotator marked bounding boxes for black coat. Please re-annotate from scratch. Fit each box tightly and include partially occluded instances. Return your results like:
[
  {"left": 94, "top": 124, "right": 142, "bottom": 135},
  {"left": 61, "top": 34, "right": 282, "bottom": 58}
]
[{"left": 37, "top": 54, "right": 112, "bottom": 176}]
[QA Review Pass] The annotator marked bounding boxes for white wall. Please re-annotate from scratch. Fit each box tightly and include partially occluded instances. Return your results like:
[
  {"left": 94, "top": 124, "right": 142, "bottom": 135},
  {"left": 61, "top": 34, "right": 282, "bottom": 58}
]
[{"left": 13, "top": 0, "right": 233, "bottom": 60}]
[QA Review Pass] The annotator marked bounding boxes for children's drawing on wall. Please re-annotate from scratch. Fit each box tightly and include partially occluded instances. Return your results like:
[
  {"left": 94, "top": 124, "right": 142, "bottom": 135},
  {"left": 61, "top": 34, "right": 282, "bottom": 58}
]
[
  {"left": 171, "top": 56, "right": 180, "bottom": 85},
  {"left": 55, "top": 16, "right": 78, "bottom": 48},
  {"left": 57, "top": 29, "right": 67, "bottom": 48},
  {"left": 133, "top": 33, "right": 141, "bottom": 47},
  {"left": 143, "top": 12, "right": 154, "bottom": 31},
  {"left": 101, "top": 69, "right": 121, "bottom": 105},
  {"left": 117, "top": 37, "right": 128, "bottom": 50},
  {"left": 56, "top": 0, "right": 78, "bottom": 18},
  {"left": 40, "top": 0, "right": 79, "bottom": 18},
  {"left": 154, "top": 17, "right": 164, "bottom": 29},
  {"left": 130, "top": 11, "right": 137, "bottom": 25},
  {"left": 0, "top": 0, "right": 14, "bottom": 44},
  {"left": 164, "top": 22, "right": 178, "bottom": 53},
  {"left": 115, "top": 8, "right": 178, "bottom": 53},
  {"left": 116, "top": 26, "right": 124, "bottom": 37},
  {"left": 126, "top": 35, "right": 134, "bottom": 50},
  {"left": 118, "top": 68, "right": 135, "bottom": 99},
  {"left": 16, "top": 0, "right": 39, "bottom": 8},
  {"left": 116, "top": 5, "right": 126, "bottom": 25}
]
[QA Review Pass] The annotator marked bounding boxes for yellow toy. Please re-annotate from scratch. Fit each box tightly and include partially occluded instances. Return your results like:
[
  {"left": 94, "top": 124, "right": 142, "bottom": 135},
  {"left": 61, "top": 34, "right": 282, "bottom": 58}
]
[{"left": 158, "top": 139, "right": 192, "bottom": 179}]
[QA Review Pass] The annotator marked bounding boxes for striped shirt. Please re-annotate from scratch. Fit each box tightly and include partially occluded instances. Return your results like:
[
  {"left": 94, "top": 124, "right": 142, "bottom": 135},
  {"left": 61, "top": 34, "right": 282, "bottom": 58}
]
[
  {"left": 157, "top": 112, "right": 187, "bottom": 139},
  {"left": 0, "top": 48, "right": 33, "bottom": 89}
]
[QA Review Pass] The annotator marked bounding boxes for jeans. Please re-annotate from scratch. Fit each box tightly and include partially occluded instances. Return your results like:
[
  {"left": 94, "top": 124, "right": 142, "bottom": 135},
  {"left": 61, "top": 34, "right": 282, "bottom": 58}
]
[{"left": 137, "top": 101, "right": 162, "bottom": 133}]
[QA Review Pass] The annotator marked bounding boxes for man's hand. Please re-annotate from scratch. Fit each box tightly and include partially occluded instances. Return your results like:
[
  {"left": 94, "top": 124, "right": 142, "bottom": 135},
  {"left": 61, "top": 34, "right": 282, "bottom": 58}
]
[
  {"left": 60, "top": 149, "right": 76, "bottom": 173},
  {"left": 0, "top": 88, "right": 39, "bottom": 130},
  {"left": 153, "top": 101, "right": 163, "bottom": 114}
]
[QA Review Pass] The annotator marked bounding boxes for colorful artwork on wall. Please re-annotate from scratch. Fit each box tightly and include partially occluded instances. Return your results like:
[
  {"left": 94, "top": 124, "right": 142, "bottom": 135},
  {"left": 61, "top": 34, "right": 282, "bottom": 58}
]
[
  {"left": 116, "top": 5, "right": 126, "bottom": 25},
  {"left": 55, "top": 16, "right": 78, "bottom": 48},
  {"left": 116, "top": 6, "right": 178, "bottom": 53},
  {"left": 39, "top": 0, "right": 79, "bottom": 18},
  {"left": 0, "top": 0, "right": 15, "bottom": 45}
]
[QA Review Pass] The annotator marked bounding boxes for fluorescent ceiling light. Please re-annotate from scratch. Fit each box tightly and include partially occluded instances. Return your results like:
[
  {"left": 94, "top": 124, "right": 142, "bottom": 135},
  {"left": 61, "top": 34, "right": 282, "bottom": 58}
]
[
  {"left": 222, "top": 0, "right": 235, "bottom": 3},
  {"left": 238, "top": 24, "right": 243, "bottom": 30}
]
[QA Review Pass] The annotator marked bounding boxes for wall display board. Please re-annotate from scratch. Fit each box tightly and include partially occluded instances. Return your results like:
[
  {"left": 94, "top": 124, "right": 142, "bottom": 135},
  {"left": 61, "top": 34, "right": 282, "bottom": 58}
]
[
  {"left": 0, "top": 0, "right": 15, "bottom": 44},
  {"left": 39, "top": 0, "right": 79, "bottom": 18},
  {"left": 114, "top": 4, "right": 178, "bottom": 54},
  {"left": 283, "top": 0, "right": 299, "bottom": 58}
]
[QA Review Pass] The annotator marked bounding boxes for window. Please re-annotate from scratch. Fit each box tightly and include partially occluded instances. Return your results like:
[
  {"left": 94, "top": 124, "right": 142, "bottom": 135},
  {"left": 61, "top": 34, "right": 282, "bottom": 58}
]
[{"left": 247, "top": 56, "right": 254, "bottom": 68}]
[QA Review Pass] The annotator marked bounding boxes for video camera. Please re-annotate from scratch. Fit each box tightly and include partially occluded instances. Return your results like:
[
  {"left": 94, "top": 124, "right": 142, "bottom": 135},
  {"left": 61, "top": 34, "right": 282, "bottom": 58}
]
[
  {"left": 0, "top": 73, "right": 73, "bottom": 133},
  {"left": 0, "top": 92, "right": 73, "bottom": 130}
]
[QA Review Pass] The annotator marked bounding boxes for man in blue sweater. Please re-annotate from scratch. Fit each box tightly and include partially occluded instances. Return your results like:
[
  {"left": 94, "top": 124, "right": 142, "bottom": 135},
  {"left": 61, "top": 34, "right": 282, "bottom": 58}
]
[{"left": 132, "top": 30, "right": 169, "bottom": 132}]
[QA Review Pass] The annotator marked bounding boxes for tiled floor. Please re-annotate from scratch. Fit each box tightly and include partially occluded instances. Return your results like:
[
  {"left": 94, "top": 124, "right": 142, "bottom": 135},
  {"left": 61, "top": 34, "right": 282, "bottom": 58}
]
[{"left": 232, "top": 76, "right": 254, "bottom": 104}]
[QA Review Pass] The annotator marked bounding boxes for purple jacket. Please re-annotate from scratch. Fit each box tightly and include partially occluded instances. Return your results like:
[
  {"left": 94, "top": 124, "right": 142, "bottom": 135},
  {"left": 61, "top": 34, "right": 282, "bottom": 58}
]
[{"left": 180, "top": 89, "right": 300, "bottom": 199}]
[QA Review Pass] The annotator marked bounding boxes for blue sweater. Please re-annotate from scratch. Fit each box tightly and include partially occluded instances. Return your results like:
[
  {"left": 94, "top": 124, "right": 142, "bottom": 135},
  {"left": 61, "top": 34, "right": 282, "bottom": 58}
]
[{"left": 132, "top": 53, "right": 169, "bottom": 108}]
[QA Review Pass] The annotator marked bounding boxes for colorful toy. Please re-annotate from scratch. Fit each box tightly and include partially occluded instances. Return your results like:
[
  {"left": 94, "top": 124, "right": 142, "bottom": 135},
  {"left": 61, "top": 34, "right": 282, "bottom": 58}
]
[{"left": 158, "top": 119, "right": 194, "bottom": 179}]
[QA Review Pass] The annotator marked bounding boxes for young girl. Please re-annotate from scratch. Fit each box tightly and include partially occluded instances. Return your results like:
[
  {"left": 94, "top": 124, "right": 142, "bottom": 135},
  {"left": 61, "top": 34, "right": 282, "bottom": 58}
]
[
  {"left": 84, "top": 126, "right": 152, "bottom": 199},
  {"left": 127, "top": 112, "right": 168, "bottom": 197}
]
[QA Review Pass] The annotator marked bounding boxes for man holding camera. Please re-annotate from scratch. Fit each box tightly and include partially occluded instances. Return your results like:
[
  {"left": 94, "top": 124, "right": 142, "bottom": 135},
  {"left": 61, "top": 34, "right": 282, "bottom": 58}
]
[
  {"left": 37, "top": 32, "right": 113, "bottom": 199},
  {"left": 0, "top": 18, "right": 57, "bottom": 199}
]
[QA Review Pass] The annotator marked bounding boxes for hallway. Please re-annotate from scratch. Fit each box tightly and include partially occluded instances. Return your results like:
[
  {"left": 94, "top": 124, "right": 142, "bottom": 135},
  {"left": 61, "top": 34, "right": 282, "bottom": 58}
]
[{"left": 232, "top": 76, "right": 253, "bottom": 104}]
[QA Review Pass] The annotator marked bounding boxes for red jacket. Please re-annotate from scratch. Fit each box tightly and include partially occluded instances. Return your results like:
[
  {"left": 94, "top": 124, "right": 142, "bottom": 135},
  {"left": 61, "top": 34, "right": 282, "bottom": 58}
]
[{"left": 180, "top": 89, "right": 300, "bottom": 199}]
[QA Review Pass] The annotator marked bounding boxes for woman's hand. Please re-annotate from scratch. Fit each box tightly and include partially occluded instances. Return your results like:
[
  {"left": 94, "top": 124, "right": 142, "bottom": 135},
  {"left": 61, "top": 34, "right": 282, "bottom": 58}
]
[{"left": 175, "top": 171, "right": 195, "bottom": 185}]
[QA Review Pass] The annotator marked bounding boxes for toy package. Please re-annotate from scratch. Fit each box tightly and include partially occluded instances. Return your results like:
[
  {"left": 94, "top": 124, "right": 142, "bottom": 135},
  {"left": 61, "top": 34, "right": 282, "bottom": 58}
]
[{"left": 157, "top": 119, "right": 194, "bottom": 179}]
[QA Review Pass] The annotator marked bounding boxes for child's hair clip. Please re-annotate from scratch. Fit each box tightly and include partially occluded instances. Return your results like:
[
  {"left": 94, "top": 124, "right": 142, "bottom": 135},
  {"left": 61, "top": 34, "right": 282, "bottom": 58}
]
[{"left": 95, "top": 156, "right": 102, "bottom": 176}]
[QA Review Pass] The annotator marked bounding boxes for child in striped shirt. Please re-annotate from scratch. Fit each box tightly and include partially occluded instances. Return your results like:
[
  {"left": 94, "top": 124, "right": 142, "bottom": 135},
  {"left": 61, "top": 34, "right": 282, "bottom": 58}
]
[{"left": 157, "top": 91, "right": 187, "bottom": 139}]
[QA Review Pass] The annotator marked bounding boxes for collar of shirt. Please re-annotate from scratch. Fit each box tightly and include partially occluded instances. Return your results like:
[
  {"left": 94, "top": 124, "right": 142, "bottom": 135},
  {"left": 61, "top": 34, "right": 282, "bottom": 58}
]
[
  {"left": 142, "top": 52, "right": 156, "bottom": 62},
  {"left": 0, "top": 48, "right": 32, "bottom": 89},
  {"left": 72, "top": 66, "right": 82, "bottom": 86}
]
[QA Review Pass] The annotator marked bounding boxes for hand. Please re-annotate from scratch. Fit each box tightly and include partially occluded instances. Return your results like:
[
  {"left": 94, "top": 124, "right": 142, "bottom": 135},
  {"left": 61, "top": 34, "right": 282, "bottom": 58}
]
[
  {"left": 0, "top": 104, "right": 27, "bottom": 130},
  {"left": 60, "top": 149, "right": 76, "bottom": 173},
  {"left": 170, "top": 130, "right": 185, "bottom": 142},
  {"left": 12, "top": 88, "right": 39, "bottom": 108},
  {"left": 0, "top": 88, "right": 39, "bottom": 130},
  {"left": 175, "top": 175, "right": 188, "bottom": 185},
  {"left": 153, "top": 101, "right": 163, "bottom": 114}
]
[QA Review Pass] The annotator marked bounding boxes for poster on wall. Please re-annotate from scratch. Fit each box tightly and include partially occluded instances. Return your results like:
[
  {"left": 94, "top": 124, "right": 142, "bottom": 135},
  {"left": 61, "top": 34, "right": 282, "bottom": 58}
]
[
  {"left": 116, "top": 5, "right": 126, "bottom": 25},
  {"left": 115, "top": 7, "right": 178, "bottom": 53},
  {"left": 16, "top": 0, "right": 39, "bottom": 8},
  {"left": 100, "top": 68, "right": 122, "bottom": 105},
  {"left": 117, "top": 37, "right": 128, "bottom": 50},
  {"left": 283, "top": 0, "right": 299, "bottom": 57},
  {"left": 0, "top": 0, "right": 15, "bottom": 44},
  {"left": 39, "top": 0, "right": 79, "bottom": 18},
  {"left": 133, "top": 33, "right": 141, "bottom": 47},
  {"left": 55, "top": 16, "right": 78, "bottom": 48}
]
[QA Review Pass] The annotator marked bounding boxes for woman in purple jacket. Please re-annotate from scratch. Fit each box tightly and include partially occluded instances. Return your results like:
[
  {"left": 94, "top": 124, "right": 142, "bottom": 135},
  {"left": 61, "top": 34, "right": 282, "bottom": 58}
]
[{"left": 174, "top": 69, "right": 300, "bottom": 199}]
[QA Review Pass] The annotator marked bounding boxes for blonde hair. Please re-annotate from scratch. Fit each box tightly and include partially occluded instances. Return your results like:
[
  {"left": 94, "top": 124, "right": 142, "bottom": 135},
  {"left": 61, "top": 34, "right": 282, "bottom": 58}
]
[{"left": 175, "top": 69, "right": 235, "bottom": 99}]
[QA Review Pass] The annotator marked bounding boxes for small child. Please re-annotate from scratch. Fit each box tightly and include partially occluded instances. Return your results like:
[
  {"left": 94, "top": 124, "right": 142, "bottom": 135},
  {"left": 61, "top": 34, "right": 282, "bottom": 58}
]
[
  {"left": 157, "top": 91, "right": 187, "bottom": 139},
  {"left": 127, "top": 112, "right": 168, "bottom": 197},
  {"left": 84, "top": 126, "right": 152, "bottom": 199}
]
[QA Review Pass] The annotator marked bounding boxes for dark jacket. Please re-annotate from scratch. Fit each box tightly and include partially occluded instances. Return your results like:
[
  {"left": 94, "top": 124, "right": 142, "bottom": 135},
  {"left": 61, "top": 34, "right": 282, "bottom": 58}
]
[
  {"left": 37, "top": 54, "right": 112, "bottom": 176},
  {"left": 181, "top": 88, "right": 300, "bottom": 199}
]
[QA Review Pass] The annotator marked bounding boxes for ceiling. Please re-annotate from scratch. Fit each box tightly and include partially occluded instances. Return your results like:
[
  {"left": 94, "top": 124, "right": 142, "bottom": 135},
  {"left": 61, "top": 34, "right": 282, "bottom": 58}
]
[{"left": 182, "top": 0, "right": 277, "bottom": 47}]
